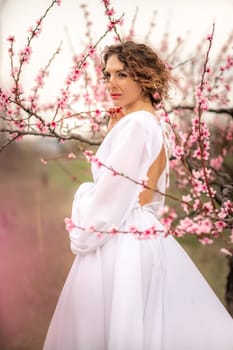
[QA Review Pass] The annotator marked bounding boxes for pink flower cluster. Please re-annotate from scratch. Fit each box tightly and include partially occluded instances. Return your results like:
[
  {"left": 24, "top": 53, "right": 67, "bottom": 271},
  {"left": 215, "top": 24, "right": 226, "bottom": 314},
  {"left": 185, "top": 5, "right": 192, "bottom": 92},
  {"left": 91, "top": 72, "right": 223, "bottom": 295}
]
[
  {"left": 190, "top": 169, "right": 214, "bottom": 198},
  {"left": 0, "top": 89, "right": 10, "bottom": 111},
  {"left": 220, "top": 55, "right": 233, "bottom": 72},
  {"left": 173, "top": 144, "right": 184, "bottom": 160},
  {"left": 84, "top": 150, "right": 103, "bottom": 168},
  {"left": 57, "top": 89, "right": 69, "bottom": 110},
  {"left": 101, "top": 0, "right": 123, "bottom": 32},
  {"left": 210, "top": 155, "right": 223, "bottom": 170},
  {"left": 19, "top": 46, "right": 32, "bottom": 64},
  {"left": 64, "top": 217, "right": 163, "bottom": 239},
  {"left": 160, "top": 207, "right": 177, "bottom": 231},
  {"left": 192, "top": 117, "right": 210, "bottom": 156},
  {"left": 34, "top": 69, "right": 48, "bottom": 88},
  {"left": 27, "top": 20, "right": 42, "bottom": 38},
  {"left": 36, "top": 121, "right": 48, "bottom": 133}
]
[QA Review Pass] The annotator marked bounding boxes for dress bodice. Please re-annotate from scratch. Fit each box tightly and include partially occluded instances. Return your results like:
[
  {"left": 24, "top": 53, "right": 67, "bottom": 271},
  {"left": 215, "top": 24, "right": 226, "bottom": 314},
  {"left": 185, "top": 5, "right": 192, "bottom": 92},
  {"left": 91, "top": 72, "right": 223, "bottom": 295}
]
[{"left": 70, "top": 110, "right": 170, "bottom": 254}]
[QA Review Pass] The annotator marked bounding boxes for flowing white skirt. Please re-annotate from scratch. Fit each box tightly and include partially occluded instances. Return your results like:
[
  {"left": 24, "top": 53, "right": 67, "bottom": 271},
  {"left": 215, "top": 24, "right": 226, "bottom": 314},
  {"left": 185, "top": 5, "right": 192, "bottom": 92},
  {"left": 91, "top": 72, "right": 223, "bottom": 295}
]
[{"left": 43, "top": 205, "right": 233, "bottom": 350}]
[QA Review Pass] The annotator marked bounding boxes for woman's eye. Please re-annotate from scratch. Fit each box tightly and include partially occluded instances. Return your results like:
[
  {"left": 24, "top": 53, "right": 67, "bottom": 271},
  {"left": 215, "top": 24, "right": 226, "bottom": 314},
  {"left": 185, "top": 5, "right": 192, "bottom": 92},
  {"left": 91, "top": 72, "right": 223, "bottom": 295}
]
[
  {"left": 102, "top": 74, "right": 110, "bottom": 81},
  {"left": 118, "top": 73, "right": 127, "bottom": 78}
]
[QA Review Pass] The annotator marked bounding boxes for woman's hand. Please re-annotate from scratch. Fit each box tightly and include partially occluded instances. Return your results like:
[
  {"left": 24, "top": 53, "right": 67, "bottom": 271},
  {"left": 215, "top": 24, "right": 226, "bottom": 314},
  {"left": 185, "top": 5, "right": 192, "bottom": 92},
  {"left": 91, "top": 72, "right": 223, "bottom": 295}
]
[{"left": 107, "top": 107, "right": 124, "bottom": 132}]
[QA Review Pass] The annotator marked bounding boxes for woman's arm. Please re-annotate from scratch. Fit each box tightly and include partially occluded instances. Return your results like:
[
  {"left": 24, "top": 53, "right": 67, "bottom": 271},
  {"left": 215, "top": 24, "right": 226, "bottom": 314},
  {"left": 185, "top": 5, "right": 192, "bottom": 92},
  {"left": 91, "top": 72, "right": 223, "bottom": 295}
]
[{"left": 69, "top": 115, "right": 164, "bottom": 254}]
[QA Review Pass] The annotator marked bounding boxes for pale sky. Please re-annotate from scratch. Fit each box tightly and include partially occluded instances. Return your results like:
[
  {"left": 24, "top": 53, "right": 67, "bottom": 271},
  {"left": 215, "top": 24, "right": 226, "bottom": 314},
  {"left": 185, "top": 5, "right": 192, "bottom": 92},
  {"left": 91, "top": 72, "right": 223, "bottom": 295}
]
[{"left": 0, "top": 0, "right": 233, "bottom": 101}]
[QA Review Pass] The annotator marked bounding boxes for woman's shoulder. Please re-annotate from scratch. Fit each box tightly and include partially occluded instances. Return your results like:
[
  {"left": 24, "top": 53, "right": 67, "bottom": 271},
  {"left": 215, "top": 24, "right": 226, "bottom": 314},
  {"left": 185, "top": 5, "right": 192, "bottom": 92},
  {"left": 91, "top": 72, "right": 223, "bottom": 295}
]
[
  {"left": 104, "top": 110, "right": 162, "bottom": 145},
  {"left": 118, "top": 110, "right": 161, "bottom": 130},
  {"left": 118, "top": 110, "right": 160, "bottom": 126}
]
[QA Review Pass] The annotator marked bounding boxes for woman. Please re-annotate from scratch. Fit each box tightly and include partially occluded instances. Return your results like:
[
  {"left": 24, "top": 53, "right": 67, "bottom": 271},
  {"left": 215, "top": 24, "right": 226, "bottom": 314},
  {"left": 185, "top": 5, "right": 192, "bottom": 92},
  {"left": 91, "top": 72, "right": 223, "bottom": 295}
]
[{"left": 43, "top": 41, "right": 233, "bottom": 350}]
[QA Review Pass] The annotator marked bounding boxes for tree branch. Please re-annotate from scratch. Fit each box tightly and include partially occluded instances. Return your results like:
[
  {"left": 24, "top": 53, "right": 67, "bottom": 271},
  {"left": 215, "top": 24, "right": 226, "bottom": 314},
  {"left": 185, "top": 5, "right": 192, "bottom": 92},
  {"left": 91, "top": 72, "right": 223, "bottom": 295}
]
[
  {"left": 0, "top": 128, "right": 102, "bottom": 145},
  {"left": 169, "top": 105, "right": 233, "bottom": 118}
]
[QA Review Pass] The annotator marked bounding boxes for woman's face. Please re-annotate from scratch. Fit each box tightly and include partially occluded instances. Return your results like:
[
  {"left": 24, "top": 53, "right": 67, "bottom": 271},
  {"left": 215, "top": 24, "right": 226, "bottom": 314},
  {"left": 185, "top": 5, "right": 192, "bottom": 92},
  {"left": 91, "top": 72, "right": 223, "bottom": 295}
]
[{"left": 103, "top": 54, "right": 144, "bottom": 114}]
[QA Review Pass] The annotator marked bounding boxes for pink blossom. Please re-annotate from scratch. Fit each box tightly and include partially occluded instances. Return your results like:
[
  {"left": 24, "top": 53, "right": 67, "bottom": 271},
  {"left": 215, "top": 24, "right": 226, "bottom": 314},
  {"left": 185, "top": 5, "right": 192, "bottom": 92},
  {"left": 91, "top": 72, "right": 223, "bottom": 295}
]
[
  {"left": 84, "top": 150, "right": 93, "bottom": 162},
  {"left": 35, "top": 69, "right": 47, "bottom": 88},
  {"left": 19, "top": 46, "right": 32, "bottom": 64},
  {"left": 215, "top": 220, "right": 227, "bottom": 232},
  {"left": 109, "top": 225, "right": 119, "bottom": 235},
  {"left": 40, "top": 158, "right": 47, "bottom": 165},
  {"left": 67, "top": 68, "right": 81, "bottom": 84},
  {"left": 95, "top": 109, "right": 101, "bottom": 116},
  {"left": 182, "top": 194, "right": 192, "bottom": 202},
  {"left": 15, "top": 134, "right": 23, "bottom": 142},
  {"left": 226, "top": 130, "right": 233, "bottom": 141},
  {"left": 96, "top": 232, "right": 103, "bottom": 238},
  {"left": 91, "top": 122, "right": 100, "bottom": 132},
  {"left": 58, "top": 89, "right": 69, "bottom": 110},
  {"left": 203, "top": 201, "right": 213, "bottom": 213},
  {"left": 27, "top": 25, "right": 42, "bottom": 38},
  {"left": 88, "top": 45, "right": 96, "bottom": 56},
  {"left": 64, "top": 217, "right": 76, "bottom": 232},
  {"left": 210, "top": 154, "right": 223, "bottom": 170},
  {"left": 193, "top": 147, "right": 201, "bottom": 160},
  {"left": 107, "top": 20, "right": 118, "bottom": 31},
  {"left": 196, "top": 219, "right": 213, "bottom": 235},
  {"left": 208, "top": 187, "right": 216, "bottom": 198},
  {"left": 0, "top": 90, "right": 10, "bottom": 111},
  {"left": 160, "top": 111, "right": 170, "bottom": 123},
  {"left": 67, "top": 152, "right": 76, "bottom": 159},
  {"left": 173, "top": 145, "right": 184, "bottom": 160},
  {"left": 181, "top": 194, "right": 192, "bottom": 214},
  {"left": 142, "top": 225, "right": 158, "bottom": 237},
  {"left": 91, "top": 156, "right": 102, "bottom": 168},
  {"left": 226, "top": 55, "right": 233, "bottom": 69},
  {"left": 139, "top": 176, "right": 148, "bottom": 188},
  {"left": 36, "top": 121, "right": 47, "bottom": 132},
  {"left": 193, "top": 199, "right": 201, "bottom": 211},
  {"left": 111, "top": 169, "right": 118, "bottom": 176},
  {"left": 105, "top": 8, "right": 115, "bottom": 16},
  {"left": 230, "top": 229, "right": 233, "bottom": 244},
  {"left": 217, "top": 209, "right": 226, "bottom": 219},
  {"left": 199, "top": 237, "right": 213, "bottom": 245},
  {"left": 128, "top": 226, "right": 138, "bottom": 234},
  {"left": 87, "top": 225, "right": 96, "bottom": 232},
  {"left": 223, "top": 200, "right": 233, "bottom": 213},
  {"left": 199, "top": 97, "right": 209, "bottom": 111},
  {"left": 7, "top": 35, "right": 15, "bottom": 42},
  {"left": 157, "top": 206, "right": 169, "bottom": 216},
  {"left": 81, "top": 61, "right": 88, "bottom": 69},
  {"left": 160, "top": 209, "right": 177, "bottom": 230},
  {"left": 11, "top": 84, "right": 24, "bottom": 95},
  {"left": 192, "top": 170, "right": 201, "bottom": 179},
  {"left": 153, "top": 92, "right": 161, "bottom": 100},
  {"left": 220, "top": 248, "right": 232, "bottom": 256},
  {"left": 102, "top": 0, "right": 111, "bottom": 5},
  {"left": 49, "top": 121, "right": 57, "bottom": 129}
]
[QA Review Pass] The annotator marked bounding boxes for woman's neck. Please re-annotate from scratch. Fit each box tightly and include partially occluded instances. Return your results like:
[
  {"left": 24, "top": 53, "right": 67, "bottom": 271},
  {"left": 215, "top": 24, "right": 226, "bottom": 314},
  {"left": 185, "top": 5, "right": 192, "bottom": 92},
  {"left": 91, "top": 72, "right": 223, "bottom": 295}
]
[{"left": 122, "top": 99, "right": 155, "bottom": 116}]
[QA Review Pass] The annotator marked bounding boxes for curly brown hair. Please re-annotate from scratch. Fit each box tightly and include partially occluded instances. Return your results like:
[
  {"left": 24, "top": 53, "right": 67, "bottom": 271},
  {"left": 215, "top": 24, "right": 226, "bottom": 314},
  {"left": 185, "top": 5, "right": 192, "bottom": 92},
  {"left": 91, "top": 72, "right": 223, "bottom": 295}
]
[{"left": 102, "top": 41, "right": 173, "bottom": 104}]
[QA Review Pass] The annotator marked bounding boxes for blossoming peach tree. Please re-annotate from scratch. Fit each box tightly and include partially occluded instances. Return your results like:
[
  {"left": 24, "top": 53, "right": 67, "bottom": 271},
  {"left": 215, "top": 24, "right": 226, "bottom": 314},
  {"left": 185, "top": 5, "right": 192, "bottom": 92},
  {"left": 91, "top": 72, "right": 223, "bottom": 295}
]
[{"left": 0, "top": 0, "right": 233, "bottom": 312}]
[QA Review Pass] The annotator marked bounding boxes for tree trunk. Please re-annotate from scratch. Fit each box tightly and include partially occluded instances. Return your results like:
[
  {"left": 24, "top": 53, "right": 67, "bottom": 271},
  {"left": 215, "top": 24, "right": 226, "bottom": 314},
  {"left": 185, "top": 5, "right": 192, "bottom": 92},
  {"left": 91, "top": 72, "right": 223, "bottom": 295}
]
[{"left": 226, "top": 256, "right": 233, "bottom": 317}]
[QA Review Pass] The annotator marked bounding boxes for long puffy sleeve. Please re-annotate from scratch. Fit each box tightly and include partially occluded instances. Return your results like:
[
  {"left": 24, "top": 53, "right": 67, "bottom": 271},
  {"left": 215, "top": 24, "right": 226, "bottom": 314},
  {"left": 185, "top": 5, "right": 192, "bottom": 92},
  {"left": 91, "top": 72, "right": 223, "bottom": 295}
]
[{"left": 69, "top": 113, "right": 163, "bottom": 255}]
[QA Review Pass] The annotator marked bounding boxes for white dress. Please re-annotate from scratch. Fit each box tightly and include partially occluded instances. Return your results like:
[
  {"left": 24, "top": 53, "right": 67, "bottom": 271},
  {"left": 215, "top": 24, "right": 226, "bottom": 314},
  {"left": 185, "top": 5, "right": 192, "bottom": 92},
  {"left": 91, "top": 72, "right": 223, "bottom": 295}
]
[{"left": 43, "top": 111, "right": 233, "bottom": 350}]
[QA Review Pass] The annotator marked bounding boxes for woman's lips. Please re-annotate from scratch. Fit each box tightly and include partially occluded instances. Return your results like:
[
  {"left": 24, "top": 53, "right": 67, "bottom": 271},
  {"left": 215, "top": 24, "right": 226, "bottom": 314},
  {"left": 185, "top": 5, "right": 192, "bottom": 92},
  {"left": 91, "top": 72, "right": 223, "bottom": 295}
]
[{"left": 110, "top": 94, "right": 122, "bottom": 99}]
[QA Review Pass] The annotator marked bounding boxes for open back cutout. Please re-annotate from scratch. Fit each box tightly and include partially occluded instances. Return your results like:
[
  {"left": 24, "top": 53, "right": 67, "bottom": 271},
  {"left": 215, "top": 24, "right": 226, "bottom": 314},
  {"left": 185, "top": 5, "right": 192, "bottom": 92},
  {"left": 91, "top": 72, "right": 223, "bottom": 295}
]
[{"left": 138, "top": 145, "right": 166, "bottom": 206}]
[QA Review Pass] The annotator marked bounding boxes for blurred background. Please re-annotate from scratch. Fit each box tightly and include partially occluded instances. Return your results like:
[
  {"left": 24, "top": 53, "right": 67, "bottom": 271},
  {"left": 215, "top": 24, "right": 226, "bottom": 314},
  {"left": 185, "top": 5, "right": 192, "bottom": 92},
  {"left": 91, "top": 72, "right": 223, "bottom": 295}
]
[{"left": 0, "top": 0, "right": 232, "bottom": 349}]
